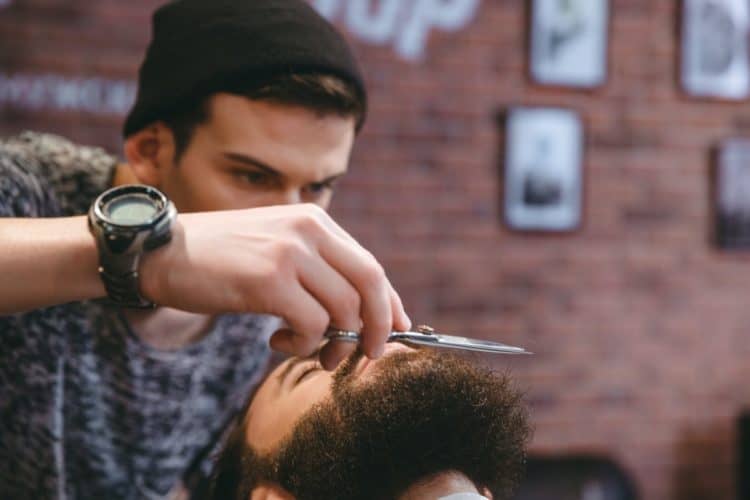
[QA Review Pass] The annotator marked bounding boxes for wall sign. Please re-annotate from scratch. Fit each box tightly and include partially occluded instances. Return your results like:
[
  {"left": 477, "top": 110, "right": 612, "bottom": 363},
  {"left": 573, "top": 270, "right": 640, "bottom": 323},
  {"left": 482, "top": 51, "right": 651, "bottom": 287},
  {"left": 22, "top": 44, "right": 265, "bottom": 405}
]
[
  {"left": 312, "top": 0, "right": 482, "bottom": 61},
  {"left": 0, "top": 1, "right": 484, "bottom": 119},
  {"left": 0, "top": 72, "right": 136, "bottom": 116}
]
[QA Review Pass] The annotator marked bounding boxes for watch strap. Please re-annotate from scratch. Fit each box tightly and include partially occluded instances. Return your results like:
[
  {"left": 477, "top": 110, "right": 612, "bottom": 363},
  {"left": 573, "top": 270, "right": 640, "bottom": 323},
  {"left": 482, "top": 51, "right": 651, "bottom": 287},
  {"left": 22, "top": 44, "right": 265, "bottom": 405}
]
[{"left": 98, "top": 266, "right": 155, "bottom": 309}]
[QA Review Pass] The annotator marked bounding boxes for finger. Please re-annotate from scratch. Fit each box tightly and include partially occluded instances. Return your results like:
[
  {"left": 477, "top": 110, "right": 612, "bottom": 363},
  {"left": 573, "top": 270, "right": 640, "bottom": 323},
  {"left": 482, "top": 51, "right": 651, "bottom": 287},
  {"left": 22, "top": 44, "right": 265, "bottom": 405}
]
[
  {"left": 268, "top": 286, "right": 330, "bottom": 357},
  {"left": 297, "top": 257, "right": 362, "bottom": 334},
  {"left": 317, "top": 237, "right": 392, "bottom": 359},
  {"left": 319, "top": 339, "right": 358, "bottom": 371},
  {"left": 307, "top": 206, "right": 359, "bottom": 245},
  {"left": 358, "top": 273, "right": 392, "bottom": 359},
  {"left": 389, "top": 285, "right": 411, "bottom": 332},
  {"left": 270, "top": 328, "right": 320, "bottom": 357}
]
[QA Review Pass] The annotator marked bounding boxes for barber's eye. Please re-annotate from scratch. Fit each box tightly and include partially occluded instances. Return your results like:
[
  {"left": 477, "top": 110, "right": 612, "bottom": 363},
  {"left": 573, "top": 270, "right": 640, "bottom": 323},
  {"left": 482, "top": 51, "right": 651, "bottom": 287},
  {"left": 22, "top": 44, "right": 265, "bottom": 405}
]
[
  {"left": 236, "top": 170, "right": 274, "bottom": 187},
  {"left": 304, "top": 182, "right": 334, "bottom": 196}
]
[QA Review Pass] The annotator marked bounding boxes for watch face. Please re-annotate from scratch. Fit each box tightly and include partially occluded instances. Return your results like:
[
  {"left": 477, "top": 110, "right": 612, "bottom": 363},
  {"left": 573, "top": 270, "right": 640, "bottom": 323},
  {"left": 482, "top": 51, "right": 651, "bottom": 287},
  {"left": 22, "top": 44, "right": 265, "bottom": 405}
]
[{"left": 104, "top": 194, "right": 159, "bottom": 225}]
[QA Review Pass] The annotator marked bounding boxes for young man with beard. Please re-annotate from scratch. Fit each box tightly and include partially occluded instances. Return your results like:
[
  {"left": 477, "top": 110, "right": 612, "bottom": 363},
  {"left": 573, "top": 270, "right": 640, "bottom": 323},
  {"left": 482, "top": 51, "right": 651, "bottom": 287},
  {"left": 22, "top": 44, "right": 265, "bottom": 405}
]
[
  {"left": 209, "top": 345, "right": 531, "bottom": 500},
  {"left": 0, "top": 0, "right": 411, "bottom": 497}
]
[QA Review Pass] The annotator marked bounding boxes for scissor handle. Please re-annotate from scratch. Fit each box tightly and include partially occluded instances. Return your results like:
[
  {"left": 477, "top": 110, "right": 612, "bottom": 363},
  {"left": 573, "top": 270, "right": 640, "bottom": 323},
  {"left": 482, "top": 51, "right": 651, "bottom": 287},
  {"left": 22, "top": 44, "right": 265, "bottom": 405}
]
[
  {"left": 324, "top": 328, "right": 361, "bottom": 343},
  {"left": 324, "top": 328, "right": 435, "bottom": 344}
]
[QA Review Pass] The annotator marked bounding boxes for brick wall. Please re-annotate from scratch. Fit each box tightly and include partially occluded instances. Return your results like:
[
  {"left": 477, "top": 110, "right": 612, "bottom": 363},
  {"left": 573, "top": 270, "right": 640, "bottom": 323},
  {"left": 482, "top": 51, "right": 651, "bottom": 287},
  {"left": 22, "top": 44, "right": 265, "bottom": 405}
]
[{"left": 2, "top": 1, "right": 750, "bottom": 498}]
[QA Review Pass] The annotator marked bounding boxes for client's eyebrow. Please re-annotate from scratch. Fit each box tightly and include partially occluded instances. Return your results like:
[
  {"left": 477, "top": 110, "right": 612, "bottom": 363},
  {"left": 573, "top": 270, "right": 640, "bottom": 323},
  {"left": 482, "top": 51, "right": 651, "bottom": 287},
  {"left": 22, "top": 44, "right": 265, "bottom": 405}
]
[{"left": 275, "top": 347, "right": 322, "bottom": 387}]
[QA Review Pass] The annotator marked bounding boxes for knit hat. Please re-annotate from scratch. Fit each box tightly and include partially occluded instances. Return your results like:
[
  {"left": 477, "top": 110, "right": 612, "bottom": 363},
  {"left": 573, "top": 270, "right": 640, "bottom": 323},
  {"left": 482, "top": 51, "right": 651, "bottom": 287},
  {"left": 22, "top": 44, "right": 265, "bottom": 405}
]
[{"left": 123, "top": 0, "right": 367, "bottom": 137}]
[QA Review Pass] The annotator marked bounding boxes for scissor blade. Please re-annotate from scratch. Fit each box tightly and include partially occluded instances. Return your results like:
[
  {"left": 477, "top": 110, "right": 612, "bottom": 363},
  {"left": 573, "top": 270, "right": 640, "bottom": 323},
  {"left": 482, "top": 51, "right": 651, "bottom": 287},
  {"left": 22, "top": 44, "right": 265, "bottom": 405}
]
[
  {"left": 324, "top": 328, "right": 532, "bottom": 355},
  {"left": 392, "top": 331, "right": 532, "bottom": 355}
]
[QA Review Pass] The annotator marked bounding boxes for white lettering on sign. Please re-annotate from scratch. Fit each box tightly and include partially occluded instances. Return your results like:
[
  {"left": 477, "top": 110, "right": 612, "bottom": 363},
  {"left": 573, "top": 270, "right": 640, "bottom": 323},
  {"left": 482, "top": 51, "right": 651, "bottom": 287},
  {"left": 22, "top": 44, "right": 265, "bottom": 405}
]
[
  {"left": 345, "top": 0, "right": 402, "bottom": 45},
  {"left": 0, "top": 73, "right": 136, "bottom": 115},
  {"left": 312, "top": 0, "right": 482, "bottom": 61}
]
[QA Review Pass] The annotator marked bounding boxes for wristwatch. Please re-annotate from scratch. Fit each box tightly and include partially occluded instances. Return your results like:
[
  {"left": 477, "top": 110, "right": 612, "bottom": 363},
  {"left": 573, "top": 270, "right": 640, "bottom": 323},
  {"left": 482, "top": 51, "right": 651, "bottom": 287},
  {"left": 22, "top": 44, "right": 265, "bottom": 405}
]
[{"left": 88, "top": 184, "right": 177, "bottom": 308}]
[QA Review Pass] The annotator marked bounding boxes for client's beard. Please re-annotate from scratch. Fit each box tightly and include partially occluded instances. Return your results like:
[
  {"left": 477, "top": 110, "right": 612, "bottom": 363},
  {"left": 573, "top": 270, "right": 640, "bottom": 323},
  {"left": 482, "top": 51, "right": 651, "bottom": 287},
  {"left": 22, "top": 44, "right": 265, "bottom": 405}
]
[{"left": 224, "top": 348, "right": 530, "bottom": 500}]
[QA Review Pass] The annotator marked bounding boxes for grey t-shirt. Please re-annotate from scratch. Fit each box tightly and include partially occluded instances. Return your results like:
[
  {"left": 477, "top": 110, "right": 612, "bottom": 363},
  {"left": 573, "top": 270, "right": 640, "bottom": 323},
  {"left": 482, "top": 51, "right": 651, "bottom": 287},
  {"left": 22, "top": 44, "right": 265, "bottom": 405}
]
[{"left": 0, "top": 132, "right": 274, "bottom": 499}]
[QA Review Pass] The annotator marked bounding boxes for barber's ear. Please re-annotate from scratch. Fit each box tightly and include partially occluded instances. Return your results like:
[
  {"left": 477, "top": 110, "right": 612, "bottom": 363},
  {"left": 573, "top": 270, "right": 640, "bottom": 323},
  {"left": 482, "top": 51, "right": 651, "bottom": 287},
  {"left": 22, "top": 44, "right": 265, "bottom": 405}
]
[
  {"left": 250, "top": 483, "right": 295, "bottom": 500},
  {"left": 122, "top": 123, "right": 177, "bottom": 188}
]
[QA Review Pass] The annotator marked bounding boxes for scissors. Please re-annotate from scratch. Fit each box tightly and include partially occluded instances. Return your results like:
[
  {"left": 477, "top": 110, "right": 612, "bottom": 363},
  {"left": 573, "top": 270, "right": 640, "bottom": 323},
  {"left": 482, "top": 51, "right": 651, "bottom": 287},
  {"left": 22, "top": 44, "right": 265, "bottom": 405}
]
[{"left": 324, "top": 324, "right": 532, "bottom": 355}]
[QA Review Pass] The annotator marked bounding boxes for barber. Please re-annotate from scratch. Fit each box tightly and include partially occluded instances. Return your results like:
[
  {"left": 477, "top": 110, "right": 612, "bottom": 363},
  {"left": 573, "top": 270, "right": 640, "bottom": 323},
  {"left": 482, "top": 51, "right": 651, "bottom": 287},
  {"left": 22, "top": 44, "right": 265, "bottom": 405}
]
[{"left": 0, "top": 0, "right": 410, "bottom": 497}]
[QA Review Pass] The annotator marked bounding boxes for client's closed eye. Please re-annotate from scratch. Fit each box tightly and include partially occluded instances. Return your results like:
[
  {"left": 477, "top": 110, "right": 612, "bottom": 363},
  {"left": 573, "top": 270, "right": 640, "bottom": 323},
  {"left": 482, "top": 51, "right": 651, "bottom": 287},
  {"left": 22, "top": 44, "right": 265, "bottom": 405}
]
[{"left": 295, "top": 362, "right": 322, "bottom": 385}]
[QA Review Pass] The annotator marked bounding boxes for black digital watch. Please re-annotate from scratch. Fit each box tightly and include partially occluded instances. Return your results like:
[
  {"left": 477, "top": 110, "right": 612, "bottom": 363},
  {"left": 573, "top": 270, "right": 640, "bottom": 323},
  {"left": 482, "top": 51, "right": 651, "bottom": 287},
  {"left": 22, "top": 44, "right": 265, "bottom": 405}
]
[{"left": 88, "top": 184, "right": 177, "bottom": 309}]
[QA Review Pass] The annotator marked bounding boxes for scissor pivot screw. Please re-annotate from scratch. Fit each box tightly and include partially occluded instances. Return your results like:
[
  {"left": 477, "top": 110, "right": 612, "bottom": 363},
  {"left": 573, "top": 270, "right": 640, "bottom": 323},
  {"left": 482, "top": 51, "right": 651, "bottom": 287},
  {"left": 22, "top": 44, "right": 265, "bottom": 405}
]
[{"left": 416, "top": 325, "right": 435, "bottom": 334}]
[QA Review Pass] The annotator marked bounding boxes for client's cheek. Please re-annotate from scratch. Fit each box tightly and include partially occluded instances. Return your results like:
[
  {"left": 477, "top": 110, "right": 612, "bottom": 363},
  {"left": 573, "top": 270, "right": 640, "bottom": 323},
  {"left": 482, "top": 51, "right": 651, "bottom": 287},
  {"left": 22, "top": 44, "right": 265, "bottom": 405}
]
[
  {"left": 245, "top": 409, "right": 296, "bottom": 453},
  {"left": 247, "top": 376, "right": 333, "bottom": 452},
  {"left": 293, "top": 373, "right": 334, "bottom": 405}
]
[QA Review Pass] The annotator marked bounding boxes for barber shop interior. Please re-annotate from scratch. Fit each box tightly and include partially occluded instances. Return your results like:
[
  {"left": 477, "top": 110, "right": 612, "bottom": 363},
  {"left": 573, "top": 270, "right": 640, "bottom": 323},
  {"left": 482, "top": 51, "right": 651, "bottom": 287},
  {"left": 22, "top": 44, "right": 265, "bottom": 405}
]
[{"left": 3, "top": 0, "right": 750, "bottom": 499}]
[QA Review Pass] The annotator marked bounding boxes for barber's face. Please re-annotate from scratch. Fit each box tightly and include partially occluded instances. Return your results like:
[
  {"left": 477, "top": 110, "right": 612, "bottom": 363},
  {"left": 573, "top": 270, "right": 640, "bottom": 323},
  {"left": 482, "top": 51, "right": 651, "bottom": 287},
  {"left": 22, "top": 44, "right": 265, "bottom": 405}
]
[
  {"left": 245, "top": 342, "right": 415, "bottom": 452},
  {"left": 147, "top": 93, "right": 355, "bottom": 213}
]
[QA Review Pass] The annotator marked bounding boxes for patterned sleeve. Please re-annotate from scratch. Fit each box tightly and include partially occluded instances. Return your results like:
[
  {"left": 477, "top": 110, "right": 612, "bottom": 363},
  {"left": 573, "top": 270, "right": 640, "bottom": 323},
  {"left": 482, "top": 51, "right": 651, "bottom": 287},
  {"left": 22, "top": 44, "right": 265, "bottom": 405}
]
[
  {"left": 0, "top": 132, "right": 117, "bottom": 218},
  {"left": 0, "top": 149, "right": 57, "bottom": 217}
]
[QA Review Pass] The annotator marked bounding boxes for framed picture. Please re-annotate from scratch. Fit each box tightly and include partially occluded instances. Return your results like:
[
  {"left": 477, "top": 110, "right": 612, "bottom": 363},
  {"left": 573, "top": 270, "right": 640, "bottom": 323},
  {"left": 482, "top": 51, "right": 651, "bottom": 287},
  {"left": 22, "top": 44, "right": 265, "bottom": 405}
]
[
  {"left": 503, "top": 107, "right": 584, "bottom": 232},
  {"left": 529, "top": 0, "right": 610, "bottom": 88},
  {"left": 715, "top": 139, "right": 750, "bottom": 249},
  {"left": 681, "top": 0, "right": 750, "bottom": 99}
]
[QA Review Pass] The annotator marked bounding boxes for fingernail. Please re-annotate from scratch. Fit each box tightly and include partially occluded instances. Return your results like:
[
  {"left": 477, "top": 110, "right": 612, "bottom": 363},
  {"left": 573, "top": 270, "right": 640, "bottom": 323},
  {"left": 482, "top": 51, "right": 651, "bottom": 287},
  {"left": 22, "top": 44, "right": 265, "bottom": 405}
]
[
  {"left": 372, "top": 344, "right": 385, "bottom": 359},
  {"left": 401, "top": 311, "right": 412, "bottom": 331}
]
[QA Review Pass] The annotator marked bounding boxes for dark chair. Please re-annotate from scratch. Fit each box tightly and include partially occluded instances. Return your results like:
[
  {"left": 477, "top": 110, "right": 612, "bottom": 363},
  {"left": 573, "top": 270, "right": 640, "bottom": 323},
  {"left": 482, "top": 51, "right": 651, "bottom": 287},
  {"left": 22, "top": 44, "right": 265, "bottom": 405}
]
[{"left": 513, "top": 455, "right": 638, "bottom": 500}]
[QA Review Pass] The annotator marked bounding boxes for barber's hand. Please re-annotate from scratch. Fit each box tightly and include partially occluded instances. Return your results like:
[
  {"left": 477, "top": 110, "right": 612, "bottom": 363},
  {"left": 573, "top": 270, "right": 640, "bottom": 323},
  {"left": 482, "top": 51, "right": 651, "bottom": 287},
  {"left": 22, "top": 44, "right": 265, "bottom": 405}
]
[{"left": 139, "top": 204, "right": 411, "bottom": 368}]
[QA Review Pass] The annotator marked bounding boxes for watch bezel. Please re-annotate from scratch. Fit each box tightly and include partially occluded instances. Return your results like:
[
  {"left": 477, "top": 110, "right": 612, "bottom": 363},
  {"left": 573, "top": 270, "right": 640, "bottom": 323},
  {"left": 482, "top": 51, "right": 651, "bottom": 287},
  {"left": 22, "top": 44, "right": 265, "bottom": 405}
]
[{"left": 92, "top": 184, "right": 170, "bottom": 230}]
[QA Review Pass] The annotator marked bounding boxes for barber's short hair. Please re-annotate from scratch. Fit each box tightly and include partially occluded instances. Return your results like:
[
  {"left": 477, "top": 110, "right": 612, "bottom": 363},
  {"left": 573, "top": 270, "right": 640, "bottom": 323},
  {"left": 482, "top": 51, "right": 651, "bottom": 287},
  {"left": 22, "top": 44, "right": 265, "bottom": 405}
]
[{"left": 161, "top": 72, "right": 365, "bottom": 161}]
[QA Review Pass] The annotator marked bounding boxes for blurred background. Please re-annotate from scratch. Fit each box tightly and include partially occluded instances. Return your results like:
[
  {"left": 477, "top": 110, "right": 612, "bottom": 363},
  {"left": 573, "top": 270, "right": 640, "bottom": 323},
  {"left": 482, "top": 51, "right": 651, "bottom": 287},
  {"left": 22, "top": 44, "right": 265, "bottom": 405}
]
[{"left": 2, "top": 0, "right": 750, "bottom": 499}]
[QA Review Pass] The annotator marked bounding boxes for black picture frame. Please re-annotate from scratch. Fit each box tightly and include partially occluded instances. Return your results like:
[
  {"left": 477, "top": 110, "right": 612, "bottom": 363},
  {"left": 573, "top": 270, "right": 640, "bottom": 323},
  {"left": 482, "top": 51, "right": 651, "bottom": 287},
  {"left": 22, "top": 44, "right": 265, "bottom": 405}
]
[
  {"left": 715, "top": 139, "right": 750, "bottom": 249},
  {"left": 529, "top": 0, "right": 610, "bottom": 89},
  {"left": 502, "top": 107, "right": 584, "bottom": 233},
  {"left": 681, "top": 0, "right": 750, "bottom": 100}
]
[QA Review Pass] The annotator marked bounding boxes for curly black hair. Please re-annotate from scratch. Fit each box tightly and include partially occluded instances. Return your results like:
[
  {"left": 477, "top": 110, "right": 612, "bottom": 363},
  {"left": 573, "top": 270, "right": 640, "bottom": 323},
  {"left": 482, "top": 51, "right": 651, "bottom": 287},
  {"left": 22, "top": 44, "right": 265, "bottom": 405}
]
[{"left": 210, "top": 349, "right": 532, "bottom": 500}]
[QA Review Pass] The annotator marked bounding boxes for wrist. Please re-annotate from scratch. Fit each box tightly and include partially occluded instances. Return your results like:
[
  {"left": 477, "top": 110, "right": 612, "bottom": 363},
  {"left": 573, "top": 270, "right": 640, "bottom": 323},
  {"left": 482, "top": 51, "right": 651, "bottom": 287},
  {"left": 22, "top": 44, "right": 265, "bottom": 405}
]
[
  {"left": 67, "top": 216, "right": 108, "bottom": 301},
  {"left": 138, "top": 217, "right": 183, "bottom": 305}
]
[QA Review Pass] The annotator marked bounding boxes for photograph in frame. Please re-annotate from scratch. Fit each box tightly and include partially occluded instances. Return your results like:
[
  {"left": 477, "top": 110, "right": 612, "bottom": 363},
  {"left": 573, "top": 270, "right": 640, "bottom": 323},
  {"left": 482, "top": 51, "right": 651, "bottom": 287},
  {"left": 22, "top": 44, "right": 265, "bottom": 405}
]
[
  {"left": 715, "top": 139, "right": 750, "bottom": 249},
  {"left": 529, "top": 0, "right": 610, "bottom": 88},
  {"left": 503, "top": 107, "right": 584, "bottom": 232},
  {"left": 681, "top": 0, "right": 750, "bottom": 99}
]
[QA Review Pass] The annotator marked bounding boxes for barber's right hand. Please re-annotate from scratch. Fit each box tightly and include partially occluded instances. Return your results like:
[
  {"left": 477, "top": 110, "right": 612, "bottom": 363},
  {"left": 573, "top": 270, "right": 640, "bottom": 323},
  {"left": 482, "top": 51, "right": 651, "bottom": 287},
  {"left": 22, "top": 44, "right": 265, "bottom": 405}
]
[{"left": 139, "top": 203, "right": 411, "bottom": 368}]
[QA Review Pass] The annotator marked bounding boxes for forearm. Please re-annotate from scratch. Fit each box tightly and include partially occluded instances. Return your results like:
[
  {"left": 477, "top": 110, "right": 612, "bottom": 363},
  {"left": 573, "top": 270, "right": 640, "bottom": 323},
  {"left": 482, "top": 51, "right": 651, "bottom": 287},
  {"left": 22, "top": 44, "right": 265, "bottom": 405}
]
[{"left": 0, "top": 216, "right": 104, "bottom": 314}]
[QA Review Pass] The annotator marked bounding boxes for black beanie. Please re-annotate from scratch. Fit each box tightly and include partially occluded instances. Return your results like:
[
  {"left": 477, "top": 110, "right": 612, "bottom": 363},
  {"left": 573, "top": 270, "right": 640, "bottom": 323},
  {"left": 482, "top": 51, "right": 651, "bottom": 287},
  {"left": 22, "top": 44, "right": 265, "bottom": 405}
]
[{"left": 123, "top": 0, "right": 367, "bottom": 137}]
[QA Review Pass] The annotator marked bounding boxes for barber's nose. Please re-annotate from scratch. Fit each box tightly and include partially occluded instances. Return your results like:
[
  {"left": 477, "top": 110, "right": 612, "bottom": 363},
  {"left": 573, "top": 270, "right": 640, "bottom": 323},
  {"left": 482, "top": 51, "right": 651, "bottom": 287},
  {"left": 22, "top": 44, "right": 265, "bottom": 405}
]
[{"left": 279, "top": 189, "right": 302, "bottom": 205}]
